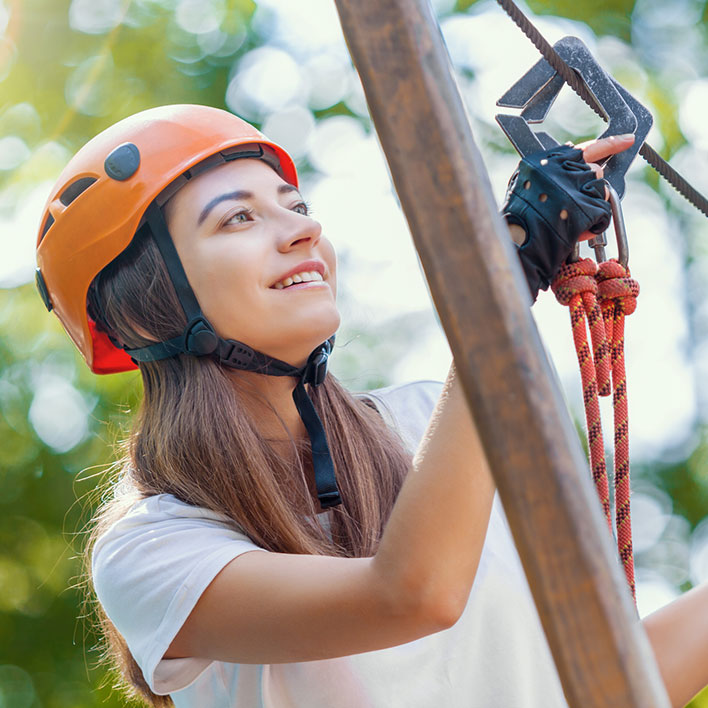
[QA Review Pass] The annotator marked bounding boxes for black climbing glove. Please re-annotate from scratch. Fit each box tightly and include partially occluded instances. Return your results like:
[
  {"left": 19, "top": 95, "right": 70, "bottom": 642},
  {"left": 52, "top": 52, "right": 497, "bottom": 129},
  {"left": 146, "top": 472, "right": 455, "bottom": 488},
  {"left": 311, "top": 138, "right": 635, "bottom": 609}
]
[{"left": 502, "top": 144, "right": 612, "bottom": 301}]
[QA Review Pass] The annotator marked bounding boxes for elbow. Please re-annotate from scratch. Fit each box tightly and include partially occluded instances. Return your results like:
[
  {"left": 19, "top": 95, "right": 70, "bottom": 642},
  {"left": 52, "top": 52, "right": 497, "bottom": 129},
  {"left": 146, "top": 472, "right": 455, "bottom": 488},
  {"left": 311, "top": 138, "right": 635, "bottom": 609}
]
[
  {"left": 419, "top": 585, "right": 467, "bottom": 630},
  {"left": 383, "top": 574, "right": 467, "bottom": 634}
]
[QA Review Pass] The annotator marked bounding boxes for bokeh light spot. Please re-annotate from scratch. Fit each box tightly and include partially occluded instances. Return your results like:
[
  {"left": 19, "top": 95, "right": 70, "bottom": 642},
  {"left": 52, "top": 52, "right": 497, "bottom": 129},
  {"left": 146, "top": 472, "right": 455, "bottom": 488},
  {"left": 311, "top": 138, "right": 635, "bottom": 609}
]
[
  {"left": 68, "top": 0, "right": 125, "bottom": 35},
  {"left": 307, "top": 115, "right": 368, "bottom": 176},
  {"left": 0, "top": 38, "right": 16, "bottom": 83},
  {"left": 262, "top": 106, "right": 314, "bottom": 159},
  {"left": 304, "top": 54, "right": 350, "bottom": 111},
  {"left": 226, "top": 47, "right": 305, "bottom": 120},
  {"left": 0, "top": 558, "right": 31, "bottom": 613},
  {"left": 29, "top": 376, "right": 90, "bottom": 453},
  {"left": 0, "top": 136, "right": 29, "bottom": 171},
  {"left": 0, "top": 1, "right": 9, "bottom": 36},
  {"left": 631, "top": 487, "right": 672, "bottom": 553},
  {"left": 636, "top": 569, "right": 680, "bottom": 618},
  {"left": 64, "top": 54, "right": 115, "bottom": 117},
  {"left": 0, "top": 665, "right": 36, "bottom": 708},
  {"left": 0, "top": 103, "right": 41, "bottom": 145},
  {"left": 679, "top": 79, "right": 708, "bottom": 151},
  {"left": 176, "top": 0, "right": 225, "bottom": 35}
]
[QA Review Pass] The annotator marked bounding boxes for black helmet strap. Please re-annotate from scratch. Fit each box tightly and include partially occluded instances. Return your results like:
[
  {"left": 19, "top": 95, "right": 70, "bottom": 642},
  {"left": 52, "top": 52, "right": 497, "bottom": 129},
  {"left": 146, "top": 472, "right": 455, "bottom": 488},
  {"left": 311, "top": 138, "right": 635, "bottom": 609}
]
[{"left": 125, "top": 201, "right": 342, "bottom": 509}]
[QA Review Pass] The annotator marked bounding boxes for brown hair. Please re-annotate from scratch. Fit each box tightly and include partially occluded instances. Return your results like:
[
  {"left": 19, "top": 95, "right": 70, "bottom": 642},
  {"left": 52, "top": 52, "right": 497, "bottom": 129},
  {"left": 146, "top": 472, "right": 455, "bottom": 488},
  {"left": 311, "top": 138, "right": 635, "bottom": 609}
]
[{"left": 81, "top": 222, "right": 413, "bottom": 706}]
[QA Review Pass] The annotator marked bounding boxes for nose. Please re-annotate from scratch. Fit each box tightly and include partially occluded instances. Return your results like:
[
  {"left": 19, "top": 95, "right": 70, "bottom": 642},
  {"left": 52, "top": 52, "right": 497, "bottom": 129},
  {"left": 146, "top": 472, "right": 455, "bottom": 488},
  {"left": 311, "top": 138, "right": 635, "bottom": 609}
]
[{"left": 277, "top": 210, "right": 322, "bottom": 252}]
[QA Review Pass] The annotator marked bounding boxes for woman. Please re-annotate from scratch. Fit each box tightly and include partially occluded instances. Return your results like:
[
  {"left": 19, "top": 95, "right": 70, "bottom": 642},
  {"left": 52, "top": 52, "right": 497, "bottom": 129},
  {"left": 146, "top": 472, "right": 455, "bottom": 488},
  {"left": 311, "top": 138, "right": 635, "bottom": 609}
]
[{"left": 35, "top": 104, "right": 705, "bottom": 707}]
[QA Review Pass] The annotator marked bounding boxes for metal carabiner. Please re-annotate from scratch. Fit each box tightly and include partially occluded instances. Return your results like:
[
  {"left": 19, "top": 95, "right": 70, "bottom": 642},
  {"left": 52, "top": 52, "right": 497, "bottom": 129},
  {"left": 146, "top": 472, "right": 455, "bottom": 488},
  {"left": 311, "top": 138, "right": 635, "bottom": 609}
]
[{"left": 571, "top": 180, "right": 629, "bottom": 267}]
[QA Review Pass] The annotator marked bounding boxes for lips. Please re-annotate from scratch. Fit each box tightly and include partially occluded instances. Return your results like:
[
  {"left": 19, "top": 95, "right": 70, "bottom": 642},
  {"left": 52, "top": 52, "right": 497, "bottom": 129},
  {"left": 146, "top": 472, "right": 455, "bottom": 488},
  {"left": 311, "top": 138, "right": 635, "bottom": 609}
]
[{"left": 270, "top": 260, "right": 326, "bottom": 288}]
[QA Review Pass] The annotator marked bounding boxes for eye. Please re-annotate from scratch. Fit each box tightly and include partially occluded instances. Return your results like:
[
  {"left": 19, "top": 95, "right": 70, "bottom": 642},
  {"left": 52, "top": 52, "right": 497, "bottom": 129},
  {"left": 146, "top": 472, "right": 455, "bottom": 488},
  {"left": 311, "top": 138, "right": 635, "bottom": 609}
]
[
  {"left": 292, "top": 201, "right": 311, "bottom": 216},
  {"left": 223, "top": 208, "right": 253, "bottom": 226}
]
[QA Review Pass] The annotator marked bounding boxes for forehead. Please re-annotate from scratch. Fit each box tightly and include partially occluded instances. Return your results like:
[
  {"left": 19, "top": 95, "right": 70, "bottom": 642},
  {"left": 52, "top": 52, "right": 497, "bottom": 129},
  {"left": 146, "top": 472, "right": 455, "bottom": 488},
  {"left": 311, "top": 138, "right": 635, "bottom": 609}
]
[{"left": 166, "top": 158, "right": 288, "bottom": 215}]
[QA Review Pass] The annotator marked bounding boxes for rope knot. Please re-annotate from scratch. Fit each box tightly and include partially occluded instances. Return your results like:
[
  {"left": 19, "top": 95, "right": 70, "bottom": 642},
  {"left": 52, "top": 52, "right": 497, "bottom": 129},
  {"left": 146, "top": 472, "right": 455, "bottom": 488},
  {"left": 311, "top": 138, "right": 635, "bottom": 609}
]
[
  {"left": 596, "top": 259, "right": 639, "bottom": 316},
  {"left": 551, "top": 258, "right": 598, "bottom": 306}
]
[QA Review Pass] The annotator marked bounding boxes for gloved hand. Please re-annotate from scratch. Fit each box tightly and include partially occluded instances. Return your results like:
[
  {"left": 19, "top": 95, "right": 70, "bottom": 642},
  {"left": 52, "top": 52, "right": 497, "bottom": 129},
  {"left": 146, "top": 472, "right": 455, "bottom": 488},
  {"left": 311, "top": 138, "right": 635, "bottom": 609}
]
[{"left": 502, "top": 144, "right": 612, "bottom": 301}]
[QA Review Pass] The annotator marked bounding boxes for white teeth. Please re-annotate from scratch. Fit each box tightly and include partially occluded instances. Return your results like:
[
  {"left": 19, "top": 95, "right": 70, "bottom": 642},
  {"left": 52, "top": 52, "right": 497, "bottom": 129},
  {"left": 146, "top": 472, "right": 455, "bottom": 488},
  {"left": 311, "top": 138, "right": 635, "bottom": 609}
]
[{"left": 273, "top": 270, "right": 324, "bottom": 289}]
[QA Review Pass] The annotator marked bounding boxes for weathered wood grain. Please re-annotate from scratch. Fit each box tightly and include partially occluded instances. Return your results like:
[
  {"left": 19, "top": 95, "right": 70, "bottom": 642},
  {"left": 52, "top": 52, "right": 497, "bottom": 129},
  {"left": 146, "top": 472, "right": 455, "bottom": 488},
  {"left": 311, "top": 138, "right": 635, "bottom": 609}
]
[{"left": 333, "top": 1, "right": 670, "bottom": 705}]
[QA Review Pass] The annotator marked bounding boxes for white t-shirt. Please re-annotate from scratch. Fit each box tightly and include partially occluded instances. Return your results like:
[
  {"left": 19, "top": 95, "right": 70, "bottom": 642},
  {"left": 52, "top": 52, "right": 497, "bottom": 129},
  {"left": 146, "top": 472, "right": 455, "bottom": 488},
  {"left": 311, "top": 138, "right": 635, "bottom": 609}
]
[{"left": 92, "top": 379, "right": 569, "bottom": 707}]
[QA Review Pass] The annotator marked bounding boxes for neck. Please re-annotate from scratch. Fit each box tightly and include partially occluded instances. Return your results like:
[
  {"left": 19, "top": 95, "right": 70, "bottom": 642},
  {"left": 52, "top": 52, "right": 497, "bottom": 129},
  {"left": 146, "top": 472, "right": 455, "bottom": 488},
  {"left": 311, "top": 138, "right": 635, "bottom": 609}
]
[{"left": 229, "top": 368, "right": 309, "bottom": 442}]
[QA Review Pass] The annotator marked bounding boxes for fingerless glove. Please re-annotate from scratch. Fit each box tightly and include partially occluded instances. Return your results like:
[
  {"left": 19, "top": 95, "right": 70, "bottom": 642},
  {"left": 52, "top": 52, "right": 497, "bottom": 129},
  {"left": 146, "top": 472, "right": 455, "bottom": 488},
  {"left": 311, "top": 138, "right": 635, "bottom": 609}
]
[{"left": 502, "top": 145, "right": 611, "bottom": 301}]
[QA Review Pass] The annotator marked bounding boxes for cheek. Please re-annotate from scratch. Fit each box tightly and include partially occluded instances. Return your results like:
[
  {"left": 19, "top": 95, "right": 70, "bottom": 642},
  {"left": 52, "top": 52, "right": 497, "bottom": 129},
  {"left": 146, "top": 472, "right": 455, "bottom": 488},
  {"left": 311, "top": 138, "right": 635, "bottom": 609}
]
[
  {"left": 183, "top": 241, "right": 265, "bottom": 326},
  {"left": 321, "top": 237, "right": 338, "bottom": 297}
]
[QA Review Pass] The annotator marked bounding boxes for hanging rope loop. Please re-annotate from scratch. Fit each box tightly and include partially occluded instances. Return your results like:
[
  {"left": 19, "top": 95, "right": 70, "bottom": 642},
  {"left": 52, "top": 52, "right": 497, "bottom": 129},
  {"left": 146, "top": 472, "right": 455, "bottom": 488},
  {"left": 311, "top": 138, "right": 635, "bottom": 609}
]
[
  {"left": 552, "top": 258, "right": 612, "bottom": 395},
  {"left": 551, "top": 253, "right": 639, "bottom": 603},
  {"left": 595, "top": 258, "right": 639, "bottom": 600},
  {"left": 551, "top": 259, "right": 612, "bottom": 531}
]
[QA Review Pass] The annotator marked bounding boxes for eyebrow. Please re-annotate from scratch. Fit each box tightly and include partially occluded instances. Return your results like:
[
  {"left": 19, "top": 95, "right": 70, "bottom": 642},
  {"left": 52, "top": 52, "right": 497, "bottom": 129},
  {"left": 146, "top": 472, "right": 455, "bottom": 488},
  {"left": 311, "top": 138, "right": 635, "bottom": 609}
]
[{"left": 196, "top": 183, "right": 301, "bottom": 227}]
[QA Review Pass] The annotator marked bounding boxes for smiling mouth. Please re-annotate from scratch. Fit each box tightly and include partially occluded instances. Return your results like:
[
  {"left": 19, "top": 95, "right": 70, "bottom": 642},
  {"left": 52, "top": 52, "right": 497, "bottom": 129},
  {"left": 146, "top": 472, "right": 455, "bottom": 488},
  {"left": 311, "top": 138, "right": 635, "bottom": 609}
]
[
  {"left": 271, "top": 281, "right": 328, "bottom": 291},
  {"left": 271, "top": 271, "right": 326, "bottom": 289}
]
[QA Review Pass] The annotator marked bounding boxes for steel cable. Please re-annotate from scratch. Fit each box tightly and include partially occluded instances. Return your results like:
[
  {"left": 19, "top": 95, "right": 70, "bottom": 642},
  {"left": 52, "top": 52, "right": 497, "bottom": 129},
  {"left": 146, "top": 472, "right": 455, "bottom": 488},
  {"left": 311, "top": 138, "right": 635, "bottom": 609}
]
[{"left": 496, "top": 0, "right": 708, "bottom": 218}]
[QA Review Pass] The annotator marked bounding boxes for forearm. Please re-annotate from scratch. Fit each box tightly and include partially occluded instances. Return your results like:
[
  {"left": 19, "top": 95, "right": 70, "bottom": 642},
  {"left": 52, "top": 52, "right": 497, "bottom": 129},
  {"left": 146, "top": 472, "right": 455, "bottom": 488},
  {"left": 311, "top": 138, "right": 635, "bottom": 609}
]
[
  {"left": 642, "top": 582, "right": 708, "bottom": 708},
  {"left": 372, "top": 361, "right": 497, "bottom": 622}
]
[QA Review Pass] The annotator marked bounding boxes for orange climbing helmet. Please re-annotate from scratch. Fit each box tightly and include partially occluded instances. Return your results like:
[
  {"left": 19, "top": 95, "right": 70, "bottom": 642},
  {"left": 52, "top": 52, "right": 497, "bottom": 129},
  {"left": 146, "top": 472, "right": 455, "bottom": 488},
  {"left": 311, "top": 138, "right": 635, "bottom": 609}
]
[{"left": 35, "top": 103, "right": 298, "bottom": 374}]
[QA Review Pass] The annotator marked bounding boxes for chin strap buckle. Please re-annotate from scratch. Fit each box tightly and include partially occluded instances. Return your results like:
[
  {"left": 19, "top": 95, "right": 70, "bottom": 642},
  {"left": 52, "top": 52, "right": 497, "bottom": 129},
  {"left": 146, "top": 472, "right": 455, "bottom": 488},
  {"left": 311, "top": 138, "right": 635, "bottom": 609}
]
[
  {"left": 183, "top": 316, "right": 219, "bottom": 356},
  {"left": 302, "top": 338, "right": 334, "bottom": 386}
]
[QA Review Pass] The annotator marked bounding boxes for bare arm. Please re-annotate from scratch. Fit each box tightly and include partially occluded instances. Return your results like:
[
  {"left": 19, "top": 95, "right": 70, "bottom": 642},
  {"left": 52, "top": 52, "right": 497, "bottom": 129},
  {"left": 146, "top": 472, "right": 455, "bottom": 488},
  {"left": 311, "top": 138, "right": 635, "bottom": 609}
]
[
  {"left": 164, "top": 362, "right": 496, "bottom": 664},
  {"left": 642, "top": 582, "right": 708, "bottom": 708}
]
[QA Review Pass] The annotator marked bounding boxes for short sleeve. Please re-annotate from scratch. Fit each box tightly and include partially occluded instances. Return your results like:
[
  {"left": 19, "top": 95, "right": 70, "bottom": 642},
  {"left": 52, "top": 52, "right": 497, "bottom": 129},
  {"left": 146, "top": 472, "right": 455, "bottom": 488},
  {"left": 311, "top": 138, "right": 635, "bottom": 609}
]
[
  {"left": 91, "top": 493, "right": 266, "bottom": 695},
  {"left": 362, "top": 379, "right": 444, "bottom": 454}
]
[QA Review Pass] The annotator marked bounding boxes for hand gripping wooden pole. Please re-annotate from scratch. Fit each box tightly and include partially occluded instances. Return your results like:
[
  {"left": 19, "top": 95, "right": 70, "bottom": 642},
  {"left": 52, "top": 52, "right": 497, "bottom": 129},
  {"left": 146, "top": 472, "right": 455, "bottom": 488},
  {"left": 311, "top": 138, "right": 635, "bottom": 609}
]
[{"left": 333, "top": 1, "right": 670, "bottom": 706}]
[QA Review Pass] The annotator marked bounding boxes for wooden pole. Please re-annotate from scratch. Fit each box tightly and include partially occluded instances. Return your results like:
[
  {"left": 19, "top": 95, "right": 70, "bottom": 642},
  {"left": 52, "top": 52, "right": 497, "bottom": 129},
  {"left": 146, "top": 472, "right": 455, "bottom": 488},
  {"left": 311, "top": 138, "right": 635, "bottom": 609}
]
[{"left": 333, "top": 1, "right": 670, "bottom": 706}]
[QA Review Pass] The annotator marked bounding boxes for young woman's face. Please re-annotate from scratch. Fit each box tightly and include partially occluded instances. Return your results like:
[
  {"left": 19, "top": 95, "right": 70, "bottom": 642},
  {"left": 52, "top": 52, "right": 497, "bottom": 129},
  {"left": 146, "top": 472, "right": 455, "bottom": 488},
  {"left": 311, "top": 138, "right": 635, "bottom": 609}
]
[{"left": 163, "top": 157, "right": 339, "bottom": 367}]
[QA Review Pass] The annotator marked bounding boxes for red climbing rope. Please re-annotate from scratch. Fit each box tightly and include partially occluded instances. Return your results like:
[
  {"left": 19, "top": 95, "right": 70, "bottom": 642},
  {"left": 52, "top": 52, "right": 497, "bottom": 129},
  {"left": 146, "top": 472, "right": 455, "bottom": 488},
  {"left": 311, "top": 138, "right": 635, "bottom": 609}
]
[
  {"left": 551, "top": 256, "right": 639, "bottom": 603},
  {"left": 552, "top": 259, "right": 612, "bottom": 530},
  {"left": 597, "top": 259, "right": 640, "bottom": 600}
]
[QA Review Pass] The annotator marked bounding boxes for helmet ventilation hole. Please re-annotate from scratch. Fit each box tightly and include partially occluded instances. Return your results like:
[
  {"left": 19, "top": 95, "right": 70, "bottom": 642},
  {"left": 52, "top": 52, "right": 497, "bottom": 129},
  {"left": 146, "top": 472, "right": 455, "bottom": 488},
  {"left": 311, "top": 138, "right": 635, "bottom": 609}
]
[
  {"left": 59, "top": 177, "right": 98, "bottom": 206},
  {"left": 38, "top": 212, "right": 55, "bottom": 243}
]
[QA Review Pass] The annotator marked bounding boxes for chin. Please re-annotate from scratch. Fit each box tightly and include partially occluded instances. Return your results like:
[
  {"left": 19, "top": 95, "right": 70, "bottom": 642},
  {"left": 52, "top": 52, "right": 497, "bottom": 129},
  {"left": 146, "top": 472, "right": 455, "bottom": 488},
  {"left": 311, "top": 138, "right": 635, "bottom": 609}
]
[
  {"left": 303, "top": 323, "right": 340, "bottom": 357},
  {"left": 262, "top": 316, "right": 340, "bottom": 369},
  {"left": 304, "top": 306, "right": 340, "bottom": 341}
]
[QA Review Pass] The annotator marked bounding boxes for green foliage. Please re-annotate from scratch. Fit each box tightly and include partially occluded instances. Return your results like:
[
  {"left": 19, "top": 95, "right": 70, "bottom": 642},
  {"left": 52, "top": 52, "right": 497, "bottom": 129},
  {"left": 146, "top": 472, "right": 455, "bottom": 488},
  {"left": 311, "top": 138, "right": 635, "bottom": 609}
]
[
  {"left": 455, "top": 0, "right": 636, "bottom": 41},
  {"left": 0, "top": 285, "right": 136, "bottom": 706},
  {"left": 524, "top": 0, "right": 636, "bottom": 41}
]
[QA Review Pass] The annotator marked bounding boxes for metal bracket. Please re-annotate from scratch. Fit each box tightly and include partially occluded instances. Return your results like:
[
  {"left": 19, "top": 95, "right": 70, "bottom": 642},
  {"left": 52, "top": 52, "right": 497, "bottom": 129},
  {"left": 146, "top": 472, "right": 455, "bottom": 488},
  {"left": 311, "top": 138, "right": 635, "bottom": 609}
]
[{"left": 495, "top": 36, "right": 653, "bottom": 198}]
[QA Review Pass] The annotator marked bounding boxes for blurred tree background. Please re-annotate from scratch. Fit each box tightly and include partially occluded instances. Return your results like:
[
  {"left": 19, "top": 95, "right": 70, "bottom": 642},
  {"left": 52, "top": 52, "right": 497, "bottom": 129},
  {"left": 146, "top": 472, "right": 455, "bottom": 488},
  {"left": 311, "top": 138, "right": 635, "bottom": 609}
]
[{"left": 1, "top": 0, "right": 708, "bottom": 705}]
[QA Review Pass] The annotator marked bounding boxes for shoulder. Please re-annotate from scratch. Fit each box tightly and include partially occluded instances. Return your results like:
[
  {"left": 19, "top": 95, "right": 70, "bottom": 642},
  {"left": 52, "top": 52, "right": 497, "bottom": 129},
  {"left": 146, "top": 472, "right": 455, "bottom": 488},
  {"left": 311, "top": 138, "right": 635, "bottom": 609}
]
[
  {"left": 92, "top": 492, "right": 255, "bottom": 561},
  {"left": 92, "top": 493, "right": 243, "bottom": 555},
  {"left": 359, "top": 379, "right": 444, "bottom": 418},
  {"left": 91, "top": 493, "right": 262, "bottom": 618},
  {"left": 90, "top": 492, "right": 265, "bottom": 688},
  {"left": 356, "top": 379, "right": 444, "bottom": 454},
  {"left": 363, "top": 378, "right": 444, "bottom": 401}
]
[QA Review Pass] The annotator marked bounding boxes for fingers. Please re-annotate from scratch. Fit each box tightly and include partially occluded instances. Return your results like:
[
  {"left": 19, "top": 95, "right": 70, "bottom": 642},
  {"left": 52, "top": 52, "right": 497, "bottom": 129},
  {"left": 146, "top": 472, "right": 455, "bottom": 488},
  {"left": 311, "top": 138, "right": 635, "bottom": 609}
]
[
  {"left": 569, "top": 139, "right": 619, "bottom": 201},
  {"left": 585, "top": 161, "right": 610, "bottom": 199},
  {"left": 587, "top": 162, "right": 604, "bottom": 179},
  {"left": 577, "top": 133, "right": 635, "bottom": 164}
]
